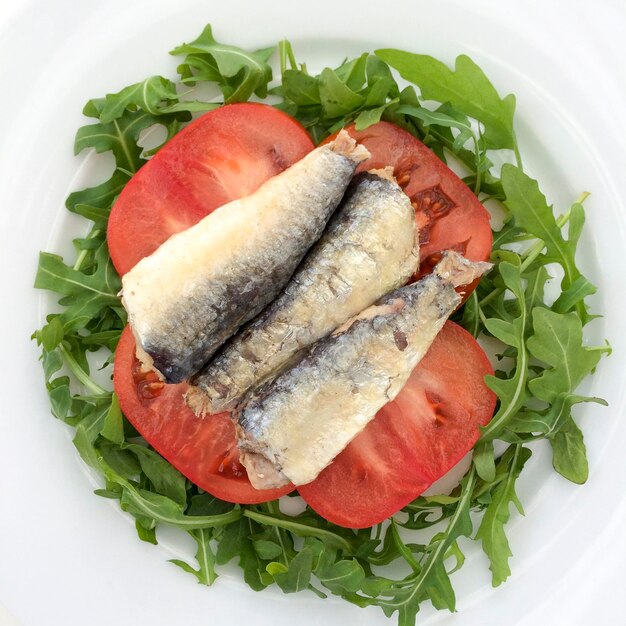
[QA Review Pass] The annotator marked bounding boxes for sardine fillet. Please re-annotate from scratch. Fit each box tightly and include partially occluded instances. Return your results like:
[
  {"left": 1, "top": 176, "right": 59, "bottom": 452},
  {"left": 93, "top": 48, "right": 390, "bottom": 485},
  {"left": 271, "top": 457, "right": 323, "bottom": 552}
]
[
  {"left": 121, "top": 131, "right": 369, "bottom": 383},
  {"left": 235, "top": 252, "right": 492, "bottom": 489},
  {"left": 187, "top": 169, "right": 419, "bottom": 415}
]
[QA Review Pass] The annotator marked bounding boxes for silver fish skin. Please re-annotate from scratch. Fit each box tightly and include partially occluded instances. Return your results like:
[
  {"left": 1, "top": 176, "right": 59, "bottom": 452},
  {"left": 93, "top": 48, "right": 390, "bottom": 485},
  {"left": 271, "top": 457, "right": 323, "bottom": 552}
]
[
  {"left": 235, "top": 251, "right": 492, "bottom": 489},
  {"left": 186, "top": 168, "right": 419, "bottom": 415},
  {"left": 121, "top": 131, "right": 370, "bottom": 384}
]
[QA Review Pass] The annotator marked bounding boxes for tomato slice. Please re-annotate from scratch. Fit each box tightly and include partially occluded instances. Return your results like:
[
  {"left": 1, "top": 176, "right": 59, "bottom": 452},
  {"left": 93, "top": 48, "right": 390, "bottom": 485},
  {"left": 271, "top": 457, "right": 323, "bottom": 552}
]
[
  {"left": 298, "top": 322, "right": 496, "bottom": 528},
  {"left": 113, "top": 325, "right": 294, "bottom": 504},
  {"left": 107, "top": 103, "right": 314, "bottom": 275},
  {"left": 322, "top": 122, "right": 492, "bottom": 298}
]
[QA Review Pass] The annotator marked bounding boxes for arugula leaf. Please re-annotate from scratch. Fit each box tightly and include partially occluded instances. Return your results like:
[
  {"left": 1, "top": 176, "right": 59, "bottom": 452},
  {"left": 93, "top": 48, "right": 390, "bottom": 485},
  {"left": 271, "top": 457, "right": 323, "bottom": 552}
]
[
  {"left": 501, "top": 166, "right": 596, "bottom": 322},
  {"left": 80, "top": 329, "right": 122, "bottom": 352},
  {"left": 171, "top": 24, "right": 274, "bottom": 102},
  {"left": 41, "top": 348, "right": 63, "bottom": 381},
  {"left": 253, "top": 539, "right": 283, "bottom": 560},
  {"left": 527, "top": 308, "right": 607, "bottom": 401},
  {"left": 34, "top": 247, "right": 119, "bottom": 301},
  {"left": 74, "top": 111, "right": 158, "bottom": 174},
  {"left": 354, "top": 99, "right": 398, "bottom": 131},
  {"left": 47, "top": 377, "right": 72, "bottom": 421},
  {"left": 476, "top": 445, "right": 531, "bottom": 586},
  {"left": 116, "top": 482, "right": 240, "bottom": 531},
  {"left": 335, "top": 53, "right": 368, "bottom": 91},
  {"left": 375, "top": 50, "right": 516, "bottom": 150},
  {"left": 187, "top": 493, "right": 234, "bottom": 517},
  {"left": 216, "top": 517, "right": 270, "bottom": 591},
  {"left": 34, "top": 242, "right": 121, "bottom": 333},
  {"left": 124, "top": 444, "right": 188, "bottom": 506},
  {"left": 282, "top": 69, "right": 320, "bottom": 105},
  {"left": 552, "top": 276, "right": 597, "bottom": 315},
  {"left": 524, "top": 265, "right": 549, "bottom": 312},
  {"left": 508, "top": 393, "right": 605, "bottom": 440},
  {"left": 396, "top": 104, "right": 472, "bottom": 135},
  {"left": 72, "top": 204, "right": 110, "bottom": 227},
  {"left": 270, "top": 547, "right": 313, "bottom": 593},
  {"left": 98, "top": 76, "right": 180, "bottom": 123},
  {"left": 365, "top": 55, "right": 399, "bottom": 102},
  {"left": 170, "top": 528, "right": 218, "bottom": 585},
  {"left": 100, "top": 394, "right": 124, "bottom": 445},
  {"left": 66, "top": 170, "right": 130, "bottom": 213},
  {"left": 501, "top": 308, "right": 610, "bottom": 447},
  {"left": 135, "top": 520, "right": 157, "bottom": 544},
  {"left": 316, "top": 555, "right": 365, "bottom": 594},
  {"left": 473, "top": 440, "right": 496, "bottom": 483},
  {"left": 318, "top": 68, "right": 365, "bottom": 118},
  {"left": 98, "top": 441, "right": 141, "bottom": 479},
  {"left": 160, "top": 100, "right": 221, "bottom": 115},
  {"left": 72, "top": 404, "right": 109, "bottom": 468},
  {"left": 550, "top": 418, "right": 589, "bottom": 484},
  {"left": 39, "top": 316, "right": 64, "bottom": 352},
  {"left": 501, "top": 165, "right": 566, "bottom": 259}
]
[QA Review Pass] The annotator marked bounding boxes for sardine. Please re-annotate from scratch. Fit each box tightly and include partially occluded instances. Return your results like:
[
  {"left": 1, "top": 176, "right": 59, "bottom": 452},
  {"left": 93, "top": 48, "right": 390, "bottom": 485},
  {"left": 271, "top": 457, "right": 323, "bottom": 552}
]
[
  {"left": 186, "top": 168, "right": 419, "bottom": 415},
  {"left": 234, "top": 251, "right": 491, "bottom": 489},
  {"left": 121, "top": 131, "right": 370, "bottom": 383}
]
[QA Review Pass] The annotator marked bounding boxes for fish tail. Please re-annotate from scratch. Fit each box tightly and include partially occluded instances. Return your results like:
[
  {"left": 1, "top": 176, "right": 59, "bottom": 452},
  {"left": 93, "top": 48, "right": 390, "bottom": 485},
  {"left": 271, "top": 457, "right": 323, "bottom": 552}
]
[
  {"left": 434, "top": 251, "right": 492, "bottom": 288},
  {"left": 329, "top": 129, "right": 371, "bottom": 164},
  {"left": 367, "top": 166, "right": 396, "bottom": 183}
]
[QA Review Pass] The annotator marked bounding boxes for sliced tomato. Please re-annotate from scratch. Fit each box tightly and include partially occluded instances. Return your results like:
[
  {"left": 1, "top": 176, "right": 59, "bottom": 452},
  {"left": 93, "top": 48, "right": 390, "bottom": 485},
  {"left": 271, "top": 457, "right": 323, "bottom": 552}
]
[
  {"left": 298, "top": 322, "right": 496, "bottom": 528},
  {"left": 107, "top": 103, "right": 314, "bottom": 275},
  {"left": 322, "top": 122, "right": 492, "bottom": 298},
  {"left": 113, "top": 325, "right": 294, "bottom": 504}
]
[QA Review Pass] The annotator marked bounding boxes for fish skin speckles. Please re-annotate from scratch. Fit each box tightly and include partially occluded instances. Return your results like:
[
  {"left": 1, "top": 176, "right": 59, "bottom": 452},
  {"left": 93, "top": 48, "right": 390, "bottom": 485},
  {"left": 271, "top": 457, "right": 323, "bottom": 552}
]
[
  {"left": 186, "top": 168, "right": 419, "bottom": 415},
  {"left": 121, "top": 130, "right": 369, "bottom": 384},
  {"left": 234, "top": 252, "right": 492, "bottom": 490}
]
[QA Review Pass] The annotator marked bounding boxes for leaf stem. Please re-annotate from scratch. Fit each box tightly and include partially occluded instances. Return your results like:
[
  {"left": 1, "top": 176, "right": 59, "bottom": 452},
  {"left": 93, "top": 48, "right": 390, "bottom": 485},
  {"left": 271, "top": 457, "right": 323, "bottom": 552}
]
[
  {"left": 264, "top": 500, "right": 290, "bottom": 565},
  {"left": 391, "top": 520, "right": 421, "bottom": 573},
  {"left": 472, "top": 137, "right": 482, "bottom": 195},
  {"left": 243, "top": 510, "right": 354, "bottom": 553},
  {"left": 374, "top": 523, "right": 383, "bottom": 541},
  {"left": 278, "top": 40, "right": 298, "bottom": 75},
  {"left": 73, "top": 228, "right": 102, "bottom": 272},
  {"left": 575, "top": 191, "right": 591, "bottom": 205},
  {"left": 512, "top": 133, "right": 523, "bottom": 169},
  {"left": 125, "top": 487, "right": 242, "bottom": 529},
  {"left": 59, "top": 342, "right": 108, "bottom": 395},
  {"left": 471, "top": 470, "right": 509, "bottom": 501}
]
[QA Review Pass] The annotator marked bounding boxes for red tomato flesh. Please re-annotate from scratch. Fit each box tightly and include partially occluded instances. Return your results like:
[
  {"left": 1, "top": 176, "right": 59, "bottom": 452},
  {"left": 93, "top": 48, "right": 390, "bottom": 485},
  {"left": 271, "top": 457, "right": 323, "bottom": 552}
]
[
  {"left": 107, "top": 103, "right": 314, "bottom": 275},
  {"left": 114, "top": 325, "right": 294, "bottom": 504},
  {"left": 322, "top": 122, "right": 492, "bottom": 298},
  {"left": 298, "top": 322, "right": 496, "bottom": 528}
]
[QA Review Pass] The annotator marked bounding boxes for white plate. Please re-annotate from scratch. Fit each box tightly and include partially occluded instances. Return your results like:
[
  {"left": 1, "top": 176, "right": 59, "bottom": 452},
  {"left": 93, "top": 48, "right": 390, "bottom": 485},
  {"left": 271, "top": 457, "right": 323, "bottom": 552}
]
[{"left": 1, "top": 1, "right": 625, "bottom": 625}]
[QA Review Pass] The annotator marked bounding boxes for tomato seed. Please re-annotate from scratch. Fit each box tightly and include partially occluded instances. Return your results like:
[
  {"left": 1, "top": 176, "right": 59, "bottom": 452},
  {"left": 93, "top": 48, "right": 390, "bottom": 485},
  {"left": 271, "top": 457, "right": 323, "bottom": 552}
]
[
  {"left": 217, "top": 448, "right": 247, "bottom": 480},
  {"left": 132, "top": 358, "right": 165, "bottom": 399},
  {"left": 137, "top": 380, "right": 165, "bottom": 400},
  {"left": 397, "top": 172, "right": 411, "bottom": 188}
]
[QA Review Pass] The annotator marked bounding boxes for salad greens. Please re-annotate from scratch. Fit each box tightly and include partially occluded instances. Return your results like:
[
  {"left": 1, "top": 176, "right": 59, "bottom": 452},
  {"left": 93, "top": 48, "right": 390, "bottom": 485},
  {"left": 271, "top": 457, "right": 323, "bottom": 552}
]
[{"left": 33, "top": 24, "right": 609, "bottom": 626}]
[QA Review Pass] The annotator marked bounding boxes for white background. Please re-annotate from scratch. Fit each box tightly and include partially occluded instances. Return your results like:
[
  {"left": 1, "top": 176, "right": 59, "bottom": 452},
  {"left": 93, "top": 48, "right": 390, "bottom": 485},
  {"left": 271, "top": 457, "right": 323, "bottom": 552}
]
[{"left": 1, "top": 1, "right": 625, "bottom": 625}]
